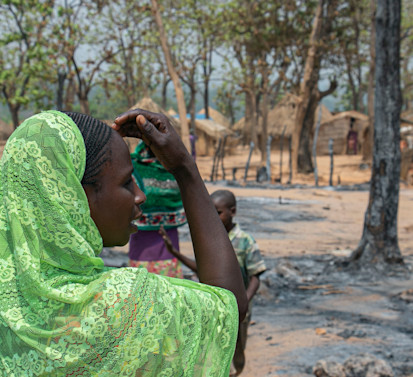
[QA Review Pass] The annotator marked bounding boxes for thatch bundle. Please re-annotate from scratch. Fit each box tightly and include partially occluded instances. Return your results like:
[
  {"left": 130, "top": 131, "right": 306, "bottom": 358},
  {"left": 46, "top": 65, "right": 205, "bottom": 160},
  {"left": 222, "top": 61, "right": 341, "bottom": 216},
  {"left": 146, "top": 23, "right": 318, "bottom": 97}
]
[
  {"left": 233, "top": 92, "right": 333, "bottom": 139},
  {"left": 197, "top": 107, "right": 231, "bottom": 129}
]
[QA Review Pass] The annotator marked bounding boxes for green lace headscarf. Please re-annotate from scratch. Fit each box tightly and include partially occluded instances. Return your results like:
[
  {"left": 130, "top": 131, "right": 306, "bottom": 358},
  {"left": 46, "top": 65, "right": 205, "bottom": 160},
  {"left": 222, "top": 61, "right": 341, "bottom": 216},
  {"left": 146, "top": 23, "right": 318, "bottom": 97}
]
[{"left": 0, "top": 111, "right": 238, "bottom": 376}]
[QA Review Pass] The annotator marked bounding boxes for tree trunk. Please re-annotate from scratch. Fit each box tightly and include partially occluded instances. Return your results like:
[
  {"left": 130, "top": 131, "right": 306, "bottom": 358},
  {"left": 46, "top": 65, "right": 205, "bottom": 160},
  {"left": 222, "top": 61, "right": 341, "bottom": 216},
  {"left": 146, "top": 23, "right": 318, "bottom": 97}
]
[
  {"left": 362, "top": 0, "right": 376, "bottom": 162},
  {"left": 56, "top": 70, "right": 66, "bottom": 111},
  {"left": 151, "top": 0, "right": 190, "bottom": 152},
  {"left": 350, "top": 0, "right": 403, "bottom": 266},
  {"left": 64, "top": 77, "right": 75, "bottom": 111},
  {"left": 244, "top": 90, "right": 254, "bottom": 145},
  {"left": 79, "top": 96, "right": 90, "bottom": 115},
  {"left": 260, "top": 65, "right": 269, "bottom": 166},
  {"left": 9, "top": 104, "right": 20, "bottom": 129},
  {"left": 161, "top": 78, "right": 170, "bottom": 110},
  {"left": 291, "top": 0, "right": 324, "bottom": 177},
  {"left": 298, "top": 88, "right": 319, "bottom": 173},
  {"left": 298, "top": 79, "right": 337, "bottom": 174},
  {"left": 188, "top": 76, "right": 197, "bottom": 134},
  {"left": 202, "top": 40, "right": 212, "bottom": 119}
]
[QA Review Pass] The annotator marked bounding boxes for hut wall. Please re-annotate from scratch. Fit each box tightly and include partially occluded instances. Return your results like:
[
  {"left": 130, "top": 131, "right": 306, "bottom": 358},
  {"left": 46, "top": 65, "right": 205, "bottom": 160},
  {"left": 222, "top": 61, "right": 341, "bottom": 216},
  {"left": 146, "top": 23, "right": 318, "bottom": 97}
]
[
  {"left": 196, "top": 132, "right": 208, "bottom": 156},
  {"left": 315, "top": 118, "right": 348, "bottom": 155},
  {"left": 195, "top": 131, "right": 217, "bottom": 157}
]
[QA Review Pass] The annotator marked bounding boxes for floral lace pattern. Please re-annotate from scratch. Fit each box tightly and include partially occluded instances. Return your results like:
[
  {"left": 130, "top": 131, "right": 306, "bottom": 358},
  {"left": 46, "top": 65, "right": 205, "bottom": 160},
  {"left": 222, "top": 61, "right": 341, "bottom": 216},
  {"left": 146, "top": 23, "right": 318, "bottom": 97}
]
[{"left": 0, "top": 111, "right": 238, "bottom": 376}]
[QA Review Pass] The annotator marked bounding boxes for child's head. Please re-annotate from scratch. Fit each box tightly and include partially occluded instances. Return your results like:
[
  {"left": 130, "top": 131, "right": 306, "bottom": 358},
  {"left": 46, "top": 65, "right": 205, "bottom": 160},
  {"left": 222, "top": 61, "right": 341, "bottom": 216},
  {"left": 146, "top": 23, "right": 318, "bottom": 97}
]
[{"left": 210, "top": 190, "right": 236, "bottom": 232}]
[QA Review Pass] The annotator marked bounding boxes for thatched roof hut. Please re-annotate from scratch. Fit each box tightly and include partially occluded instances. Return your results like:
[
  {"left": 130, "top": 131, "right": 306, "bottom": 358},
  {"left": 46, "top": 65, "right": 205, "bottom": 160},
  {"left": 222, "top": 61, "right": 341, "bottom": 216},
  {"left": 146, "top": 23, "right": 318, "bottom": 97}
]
[
  {"left": 197, "top": 107, "right": 231, "bottom": 129},
  {"left": 316, "top": 110, "right": 368, "bottom": 155},
  {"left": 233, "top": 93, "right": 333, "bottom": 149},
  {"left": 171, "top": 113, "right": 232, "bottom": 157}
]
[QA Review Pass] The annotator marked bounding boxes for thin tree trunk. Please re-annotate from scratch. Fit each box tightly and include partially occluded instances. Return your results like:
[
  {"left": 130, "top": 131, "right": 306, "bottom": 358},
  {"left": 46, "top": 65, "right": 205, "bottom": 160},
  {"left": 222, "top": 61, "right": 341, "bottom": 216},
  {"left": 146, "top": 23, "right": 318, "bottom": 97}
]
[
  {"left": 79, "top": 97, "right": 90, "bottom": 115},
  {"left": 363, "top": 0, "right": 376, "bottom": 162},
  {"left": 298, "top": 88, "right": 319, "bottom": 173},
  {"left": 151, "top": 0, "right": 190, "bottom": 152},
  {"left": 9, "top": 104, "right": 20, "bottom": 129},
  {"left": 350, "top": 0, "right": 403, "bottom": 266},
  {"left": 260, "top": 73, "right": 269, "bottom": 166},
  {"left": 56, "top": 70, "right": 66, "bottom": 111},
  {"left": 244, "top": 91, "right": 254, "bottom": 145},
  {"left": 64, "top": 77, "right": 75, "bottom": 111},
  {"left": 203, "top": 41, "right": 212, "bottom": 119},
  {"left": 292, "top": 0, "right": 324, "bottom": 177}
]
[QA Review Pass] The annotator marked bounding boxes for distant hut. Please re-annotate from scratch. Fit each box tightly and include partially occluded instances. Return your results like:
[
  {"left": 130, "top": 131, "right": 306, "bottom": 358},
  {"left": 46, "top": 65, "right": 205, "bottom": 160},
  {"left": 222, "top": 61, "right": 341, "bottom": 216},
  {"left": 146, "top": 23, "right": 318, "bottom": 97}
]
[
  {"left": 233, "top": 93, "right": 333, "bottom": 150},
  {"left": 172, "top": 113, "right": 231, "bottom": 157},
  {"left": 316, "top": 111, "right": 368, "bottom": 155},
  {"left": 197, "top": 107, "right": 231, "bottom": 129},
  {"left": 197, "top": 107, "right": 240, "bottom": 155}
]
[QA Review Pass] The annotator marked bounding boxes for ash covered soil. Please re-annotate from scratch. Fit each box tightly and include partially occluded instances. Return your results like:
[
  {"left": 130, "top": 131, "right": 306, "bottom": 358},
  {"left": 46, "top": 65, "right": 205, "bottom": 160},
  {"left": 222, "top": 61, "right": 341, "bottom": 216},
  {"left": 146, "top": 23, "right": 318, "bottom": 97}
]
[
  {"left": 102, "top": 149, "right": 413, "bottom": 377},
  {"left": 102, "top": 182, "right": 413, "bottom": 377}
]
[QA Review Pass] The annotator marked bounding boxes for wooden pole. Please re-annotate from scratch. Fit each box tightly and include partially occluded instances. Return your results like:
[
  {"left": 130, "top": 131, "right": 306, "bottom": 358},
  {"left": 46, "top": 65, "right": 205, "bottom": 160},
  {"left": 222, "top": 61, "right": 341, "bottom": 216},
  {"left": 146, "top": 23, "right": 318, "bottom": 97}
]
[
  {"left": 210, "top": 138, "right": 222, "bottom": 181},
  {"left": 244, "top": 141, "right": 255, "bottom": 182},
  {"left": 279, "top": 126, "right": 287, "bottom": 183},
  {"left": 328, "top": 138, "right": 334, "bottom": 186},
  {"left": 266, "top": 135, "right": 273, "bottom": 182},
  {"left": 288, "top": 136, "right": 292, "bottom": 184},
  {"left": 313, "top": 105, "right": 322, "bottom": 186},
  {"left": 220, "top": 135, "right": 228, "bottom": 181}
]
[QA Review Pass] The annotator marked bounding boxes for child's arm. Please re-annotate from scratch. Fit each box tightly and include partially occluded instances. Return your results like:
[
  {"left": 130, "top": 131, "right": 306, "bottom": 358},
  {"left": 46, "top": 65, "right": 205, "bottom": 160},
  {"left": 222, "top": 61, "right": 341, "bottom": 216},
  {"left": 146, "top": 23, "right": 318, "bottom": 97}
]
[
  {"left": 159, "top": 226, "right": 198, "bottom": 273},
  {"left": 246, "top": 275, "right": 260, "bottom": 302}
]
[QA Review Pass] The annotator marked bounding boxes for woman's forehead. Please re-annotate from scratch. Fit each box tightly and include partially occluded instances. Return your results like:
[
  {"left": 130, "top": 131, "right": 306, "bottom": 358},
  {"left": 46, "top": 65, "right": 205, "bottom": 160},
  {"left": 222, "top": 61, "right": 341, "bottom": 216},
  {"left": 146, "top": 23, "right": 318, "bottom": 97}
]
[{"left": 107, "top": 133, "right": 133, "bottom": 170}]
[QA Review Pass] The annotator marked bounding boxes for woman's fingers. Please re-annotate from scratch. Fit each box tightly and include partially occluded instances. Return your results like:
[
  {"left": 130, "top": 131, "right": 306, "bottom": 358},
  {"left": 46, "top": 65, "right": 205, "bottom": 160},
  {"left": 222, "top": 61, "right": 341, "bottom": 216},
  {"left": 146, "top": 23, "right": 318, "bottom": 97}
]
[{"left": 132, "top": 109, "right": 168, "bottom": 133}]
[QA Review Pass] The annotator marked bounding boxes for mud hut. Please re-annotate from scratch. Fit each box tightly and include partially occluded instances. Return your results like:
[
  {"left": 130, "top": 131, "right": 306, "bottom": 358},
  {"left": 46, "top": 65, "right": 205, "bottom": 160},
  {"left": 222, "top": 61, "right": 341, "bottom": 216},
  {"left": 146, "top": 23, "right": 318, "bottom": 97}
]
[
  {"left": 197, "top": 107, "right": 240, "bottom": 155},
  {"left": 315, "top": 110, "right": 368, "bottom": 155},
  {"left": 197, "top": 107, "right": 231, "bottom": 129},
  {"left": 233, "top": 93, "right": 333, "bottom": 151},
  {"left": 171, "top": 113, "right": 231, "bottom": 157}
]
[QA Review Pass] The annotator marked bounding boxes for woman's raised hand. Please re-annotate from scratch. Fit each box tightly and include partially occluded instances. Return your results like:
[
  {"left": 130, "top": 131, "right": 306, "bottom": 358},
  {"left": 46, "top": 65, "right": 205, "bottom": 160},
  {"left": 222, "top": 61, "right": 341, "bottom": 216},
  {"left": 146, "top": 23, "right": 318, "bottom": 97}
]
[{"left": 112, "top": 109, "right": 192, "bottom": 174}]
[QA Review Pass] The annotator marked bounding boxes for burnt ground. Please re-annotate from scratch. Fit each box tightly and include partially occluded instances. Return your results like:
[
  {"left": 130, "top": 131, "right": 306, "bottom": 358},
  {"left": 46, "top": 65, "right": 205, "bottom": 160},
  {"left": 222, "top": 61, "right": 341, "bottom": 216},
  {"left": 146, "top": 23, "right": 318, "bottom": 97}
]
[{"left": 101, "top": 184, "right": 413, "bottom": 377}]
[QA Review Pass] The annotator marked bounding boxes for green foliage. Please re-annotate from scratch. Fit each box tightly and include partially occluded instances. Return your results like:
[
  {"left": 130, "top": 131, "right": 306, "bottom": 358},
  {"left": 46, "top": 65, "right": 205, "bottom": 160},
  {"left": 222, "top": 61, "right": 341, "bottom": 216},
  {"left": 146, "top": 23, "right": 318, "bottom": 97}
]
[
  {"left": 0, "top": 0, "right": 56, "bottom": 124},
  {"left": 0, "top": 0, "right": 407, "bottom": 124}
]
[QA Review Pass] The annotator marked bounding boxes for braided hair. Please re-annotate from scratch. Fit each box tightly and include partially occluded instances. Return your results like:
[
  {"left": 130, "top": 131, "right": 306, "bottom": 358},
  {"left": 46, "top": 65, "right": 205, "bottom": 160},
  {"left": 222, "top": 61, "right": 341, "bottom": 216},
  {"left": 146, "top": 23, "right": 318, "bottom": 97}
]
[{"left": 64, "top": 112, "right": 114, "bottom": 186}]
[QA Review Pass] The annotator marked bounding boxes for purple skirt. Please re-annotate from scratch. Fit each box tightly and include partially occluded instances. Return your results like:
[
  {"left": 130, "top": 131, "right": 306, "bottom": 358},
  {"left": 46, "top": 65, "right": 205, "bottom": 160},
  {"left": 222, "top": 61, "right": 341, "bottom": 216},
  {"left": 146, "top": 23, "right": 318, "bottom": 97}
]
[{"left": 129, "top": 228, "right": 180, "bottom": 262}]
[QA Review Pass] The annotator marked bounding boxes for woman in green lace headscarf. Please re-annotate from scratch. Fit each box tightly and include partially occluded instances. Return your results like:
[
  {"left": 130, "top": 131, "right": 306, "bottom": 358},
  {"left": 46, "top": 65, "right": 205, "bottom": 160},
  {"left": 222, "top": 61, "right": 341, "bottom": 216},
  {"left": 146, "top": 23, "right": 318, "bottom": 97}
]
[{"left": 0, "top": 109, "right": 247, "bottom": 376}]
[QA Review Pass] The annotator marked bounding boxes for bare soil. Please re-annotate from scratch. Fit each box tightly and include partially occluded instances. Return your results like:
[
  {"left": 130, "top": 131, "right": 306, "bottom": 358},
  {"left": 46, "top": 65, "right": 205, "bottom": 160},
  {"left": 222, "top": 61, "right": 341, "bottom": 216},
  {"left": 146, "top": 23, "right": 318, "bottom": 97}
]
[{"left": 105, "top": 146, "right": 413, "bottom": 377}]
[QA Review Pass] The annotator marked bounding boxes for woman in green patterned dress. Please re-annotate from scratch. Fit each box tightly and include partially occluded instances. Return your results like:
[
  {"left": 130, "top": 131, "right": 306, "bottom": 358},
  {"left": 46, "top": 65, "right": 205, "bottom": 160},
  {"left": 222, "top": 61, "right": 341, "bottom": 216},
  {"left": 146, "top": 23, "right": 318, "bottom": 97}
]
[{"left": 0, "top": 108, "right": 247, "bottom": 376}]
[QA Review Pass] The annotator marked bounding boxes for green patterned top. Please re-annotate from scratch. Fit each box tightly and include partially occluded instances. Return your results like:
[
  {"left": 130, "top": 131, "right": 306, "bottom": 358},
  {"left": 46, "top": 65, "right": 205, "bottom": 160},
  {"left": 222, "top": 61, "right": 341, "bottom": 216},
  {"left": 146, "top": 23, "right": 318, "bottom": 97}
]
[
  {"left": 131, "top": 141, "right": 187, "bottom": 230},
  {"left": 0, "top": 111, "right": 238, "bottom": 376}
]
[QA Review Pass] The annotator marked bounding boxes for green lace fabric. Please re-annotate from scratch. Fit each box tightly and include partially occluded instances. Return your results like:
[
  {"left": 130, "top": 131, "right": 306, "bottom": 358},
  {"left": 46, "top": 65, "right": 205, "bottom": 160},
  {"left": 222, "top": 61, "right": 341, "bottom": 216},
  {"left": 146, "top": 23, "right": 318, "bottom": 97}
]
[{"left": 0, "top": 111, "right": 238, "bottom": 376}]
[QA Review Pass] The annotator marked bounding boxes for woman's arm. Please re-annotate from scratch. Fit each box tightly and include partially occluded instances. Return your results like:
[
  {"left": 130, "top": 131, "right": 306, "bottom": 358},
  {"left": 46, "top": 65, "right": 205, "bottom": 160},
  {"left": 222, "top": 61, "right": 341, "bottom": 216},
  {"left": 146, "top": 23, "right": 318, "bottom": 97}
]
[
  {"left": 113, "top": 110, "right": 247, "bottom": 320},
  {"left": 159, "top": 226, "right": 198, "bottom": 273}
]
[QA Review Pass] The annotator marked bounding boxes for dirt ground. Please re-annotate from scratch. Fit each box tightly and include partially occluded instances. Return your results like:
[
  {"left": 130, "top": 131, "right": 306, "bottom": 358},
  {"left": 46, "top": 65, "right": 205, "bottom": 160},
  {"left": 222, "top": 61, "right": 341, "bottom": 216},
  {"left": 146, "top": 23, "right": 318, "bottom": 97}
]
[
  {"left": 194, "top": 147, "right": 413, "bottom": 377},
  {"left": 102, "top": 146, "right": 413, "bottom": 376}
]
